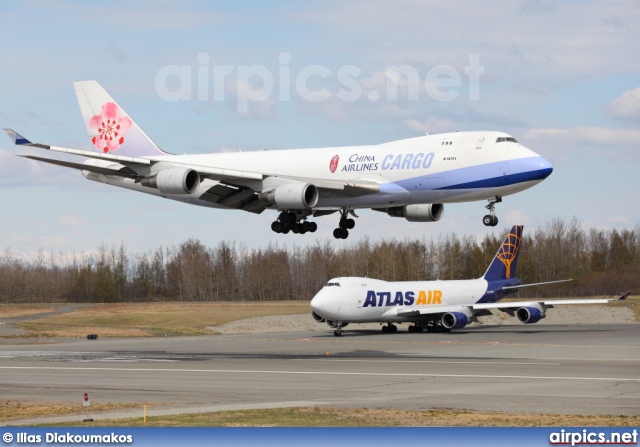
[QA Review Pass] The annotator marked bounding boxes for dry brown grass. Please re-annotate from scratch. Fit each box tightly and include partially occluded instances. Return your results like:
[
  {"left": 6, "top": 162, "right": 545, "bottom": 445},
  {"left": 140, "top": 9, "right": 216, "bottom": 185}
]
[
  {"left": 16, "top": 301, "right": 311, "bottom": 338},
  {"left": 0, "top": 305, "right": 59, "bottom": 319},
  {"left": 49, "top": 406, "right": 640, "bottom": 427},
  {"left": 0, "top": 400, "right": 144, "bottom": 422}
]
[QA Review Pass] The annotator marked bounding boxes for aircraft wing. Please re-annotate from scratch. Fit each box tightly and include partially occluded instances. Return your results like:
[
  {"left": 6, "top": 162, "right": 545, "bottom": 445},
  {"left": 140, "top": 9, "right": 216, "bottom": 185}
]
[
  {"left": 5, "top": 129, "right": 380, "bottom": 198},
  {"left": 18, "top": 155, "right": 142, "bottom": 179},
  {"left": 472, "top": 291, "right": 630, "bottom": 311},
  {"left": 5, "top": 128, "right": 152, "bottom": 166},
  {"left": 392, "top": 291, "right": 629, "bottom": 318}
]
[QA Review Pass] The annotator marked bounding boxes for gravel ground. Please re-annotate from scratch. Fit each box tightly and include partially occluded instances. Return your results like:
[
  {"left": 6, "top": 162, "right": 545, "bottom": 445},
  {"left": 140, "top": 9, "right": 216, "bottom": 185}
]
[{"left": 213, "top": 305, "right": 636, "bottom": 334}]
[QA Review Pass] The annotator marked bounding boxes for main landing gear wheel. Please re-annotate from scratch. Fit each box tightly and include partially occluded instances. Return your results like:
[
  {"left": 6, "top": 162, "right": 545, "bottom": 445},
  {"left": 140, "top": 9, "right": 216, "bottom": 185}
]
[
  {"left": 271, "top": 211, "right": 317, "bottom": 235},
  {"left": 482, "top": 196, "right": 502, "bottom": 227},
  {"left": 408, "top": 324, "right": 424, "bottom": 333},
  {"left": 333, "top": 228, "right": 348, "bottom": 239},
  {"left": 333, "top": 209, "right": 356, "bottom": 239},
  {"left": 483, "top": 215, "right": 498, "bottom": 227},
  {"left": 381, "top": 323, "right": 398, "bottom": 333}
]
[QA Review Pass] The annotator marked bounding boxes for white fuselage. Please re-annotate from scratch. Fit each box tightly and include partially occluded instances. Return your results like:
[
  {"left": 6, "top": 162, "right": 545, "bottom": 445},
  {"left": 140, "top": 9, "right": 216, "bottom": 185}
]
[
  {"left": 311, "top": 277, "right": 490, "bottom": 323},
  {"left": 82, "top": 131, "right": 552, "bottom": 212}
]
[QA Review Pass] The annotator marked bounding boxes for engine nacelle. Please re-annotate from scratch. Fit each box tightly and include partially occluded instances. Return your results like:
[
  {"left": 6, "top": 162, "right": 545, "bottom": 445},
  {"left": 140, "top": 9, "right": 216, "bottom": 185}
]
[
  {"left": 258, "top": 182, "right": 319, "bottom": 209},
  {"left": 386, "top": 204, "right": 444, "bottom": 222},
  {"left": 142, "top": 168, "right": 200, "bottom": 195},
  {"left": 516, "top": 306, "right": 544, "bottom": 324},
  {"left": 311, "top": 311, "right": 325, "bottom": 323},
  {"left": 441, "top": 312, "right": 469, "bottom": 329}
]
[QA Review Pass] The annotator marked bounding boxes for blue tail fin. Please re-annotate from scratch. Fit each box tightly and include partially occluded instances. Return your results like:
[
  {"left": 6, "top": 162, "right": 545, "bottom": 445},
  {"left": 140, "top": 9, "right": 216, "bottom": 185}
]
[{"left": 483, "top": 225, "right": 523, "bottom": 281}]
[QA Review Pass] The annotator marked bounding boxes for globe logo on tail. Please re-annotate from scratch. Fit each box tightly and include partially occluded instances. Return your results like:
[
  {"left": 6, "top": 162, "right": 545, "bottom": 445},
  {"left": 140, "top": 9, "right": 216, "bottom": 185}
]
[{"left": 496, "top": 226, "right": 523, "bottom": 279}]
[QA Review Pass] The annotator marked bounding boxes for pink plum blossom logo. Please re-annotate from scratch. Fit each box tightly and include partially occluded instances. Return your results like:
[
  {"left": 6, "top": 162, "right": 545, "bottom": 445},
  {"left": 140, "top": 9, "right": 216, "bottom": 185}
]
[
  {"left": 329, "top": 155, "right": 339, "bottom": 173},
  {"left": 88, "top": 102, "right": 132, "bottom": 153}
]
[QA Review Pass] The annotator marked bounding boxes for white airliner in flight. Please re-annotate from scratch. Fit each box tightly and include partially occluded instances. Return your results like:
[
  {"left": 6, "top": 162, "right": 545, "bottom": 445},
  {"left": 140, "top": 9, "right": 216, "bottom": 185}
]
[
  {"left": 311, "top": 225, "right": 629, "bottom": 336},
  {"left": 5, "top": 81, "right": 553, "bottom": 238}
]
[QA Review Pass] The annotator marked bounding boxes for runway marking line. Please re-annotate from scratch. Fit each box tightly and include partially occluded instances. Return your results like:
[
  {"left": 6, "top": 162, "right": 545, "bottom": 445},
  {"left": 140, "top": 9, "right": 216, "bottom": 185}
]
[
  {"left": 296, "top": 359, "right": 561, "bottom": 366},
  {"left": 208, "top": 337, "right": 640, "bottom": 349},
  {"left": 0, "top": 366, "right": 637, "bottom": 383}
]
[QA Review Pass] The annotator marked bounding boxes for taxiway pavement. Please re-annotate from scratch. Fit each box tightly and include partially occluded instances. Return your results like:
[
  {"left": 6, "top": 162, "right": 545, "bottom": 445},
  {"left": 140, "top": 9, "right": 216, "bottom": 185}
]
[{"left": 1, "top": 323, "right": 639, "bottom": 423}]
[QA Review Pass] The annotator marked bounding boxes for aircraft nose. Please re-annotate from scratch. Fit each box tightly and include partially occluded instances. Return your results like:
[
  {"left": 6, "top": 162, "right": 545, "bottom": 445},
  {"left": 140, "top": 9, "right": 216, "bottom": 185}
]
[
  {"left": 310, "top": 293, "right": 325, "bottom": 315},
  {"left": 536, "top": 156, "right": 553, "bottom": 180}
]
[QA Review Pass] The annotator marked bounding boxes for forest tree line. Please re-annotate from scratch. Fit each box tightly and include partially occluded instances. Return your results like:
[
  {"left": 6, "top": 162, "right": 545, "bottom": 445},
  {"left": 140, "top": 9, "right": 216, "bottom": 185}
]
[{"left": 0, "top": 218, "right": 638, "bottom": 304}]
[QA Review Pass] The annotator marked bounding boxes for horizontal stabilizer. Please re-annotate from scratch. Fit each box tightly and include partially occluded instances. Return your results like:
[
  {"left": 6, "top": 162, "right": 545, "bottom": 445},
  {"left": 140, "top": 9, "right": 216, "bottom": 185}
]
[{"left": 502, "top": 279, "right": 573, "bottom": 292}]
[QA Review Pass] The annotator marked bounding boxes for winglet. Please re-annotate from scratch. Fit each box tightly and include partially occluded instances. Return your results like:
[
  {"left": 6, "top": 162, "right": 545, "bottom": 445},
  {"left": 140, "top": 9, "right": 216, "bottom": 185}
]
[
  {"left": 616, "top": 291, "right": 631, "bottom": 301},
  {"left": 4, "top": 128, "right": 33, "bottom": 146}
]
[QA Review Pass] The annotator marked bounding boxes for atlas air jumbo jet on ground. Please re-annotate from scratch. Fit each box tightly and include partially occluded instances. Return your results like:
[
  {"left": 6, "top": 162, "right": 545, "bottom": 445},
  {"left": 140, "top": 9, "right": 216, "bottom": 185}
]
[
  {"left": 5, "top": 81, "right": 553, "bottom": 238},
  {"left": 311, "top": 225, "right": 629, "bottom": 336}
]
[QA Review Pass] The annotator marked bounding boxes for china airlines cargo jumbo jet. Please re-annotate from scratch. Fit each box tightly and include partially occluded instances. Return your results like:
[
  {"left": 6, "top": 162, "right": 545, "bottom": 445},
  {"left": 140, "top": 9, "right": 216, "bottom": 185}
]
[
  {"left": 5, "top": 81, "right": 553, "bottom": 238},
  {"left": 311, "top": 225, "right": 629, "bottom": 336}
]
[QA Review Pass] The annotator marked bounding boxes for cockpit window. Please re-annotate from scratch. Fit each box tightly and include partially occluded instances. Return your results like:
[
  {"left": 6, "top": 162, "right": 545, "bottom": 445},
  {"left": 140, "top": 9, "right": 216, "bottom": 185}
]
[
  {"left": 496, "top": 137, "right": 518, "bottom": 143},
  {"left": 325, "top": 282, "right": 341, "bottom": 287}
]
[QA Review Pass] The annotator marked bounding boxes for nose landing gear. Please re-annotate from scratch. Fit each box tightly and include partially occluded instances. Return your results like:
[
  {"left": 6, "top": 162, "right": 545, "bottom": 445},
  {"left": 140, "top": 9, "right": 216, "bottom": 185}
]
[{"left": 483, "top": 196, "right": 501, "bottom": 227}]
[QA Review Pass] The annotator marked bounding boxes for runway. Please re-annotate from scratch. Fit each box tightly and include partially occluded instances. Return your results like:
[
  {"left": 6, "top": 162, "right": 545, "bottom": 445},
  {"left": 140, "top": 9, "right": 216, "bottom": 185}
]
[{"left": 1, "top": 323, "right": 639, "bottom": 422}]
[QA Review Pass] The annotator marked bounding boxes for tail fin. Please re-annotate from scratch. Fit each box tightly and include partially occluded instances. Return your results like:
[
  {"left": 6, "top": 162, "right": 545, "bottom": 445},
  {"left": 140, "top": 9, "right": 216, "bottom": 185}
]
[
  {"left": 483, "top": 225, "right": 523, "bottom": 281},
  {"left": 74, "top": 80, "right": 169, "bottom": 157}
]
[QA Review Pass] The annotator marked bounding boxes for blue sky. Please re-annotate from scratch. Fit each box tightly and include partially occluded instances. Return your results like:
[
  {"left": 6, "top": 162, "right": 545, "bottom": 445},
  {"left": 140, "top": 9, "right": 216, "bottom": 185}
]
[{"left": 1, "top": 0, "right": 639, "bottom": 257}]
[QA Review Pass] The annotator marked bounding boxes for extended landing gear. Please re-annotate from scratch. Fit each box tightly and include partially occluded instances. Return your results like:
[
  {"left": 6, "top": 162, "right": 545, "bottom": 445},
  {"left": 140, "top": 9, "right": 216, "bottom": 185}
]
[
  {"left": 333, "top": 209, "right": 356, "bottom": 239},
  {"left": 333, "top": 321, "right": 345, "bottom": 337},
  {"left": 271, "top": 211, "right": 317, "bottom": 235},
  {"left": 408, "top": 324, "right": 424, "bottom": 333},
  {"left": 381, "top": 323, "right": 398, "bottom": 333},
  {"left": 482, "top": 196, "right": 501, "bottom": 227},
  {"left": 424, "top": 320, "right": 451, "bottom": 333}
]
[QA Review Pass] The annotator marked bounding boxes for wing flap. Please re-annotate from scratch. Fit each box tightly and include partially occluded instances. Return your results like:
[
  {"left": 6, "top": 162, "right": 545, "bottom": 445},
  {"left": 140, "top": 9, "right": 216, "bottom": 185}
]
[{"left": 199, "top": 182, "right": 266, "bottom": 214}]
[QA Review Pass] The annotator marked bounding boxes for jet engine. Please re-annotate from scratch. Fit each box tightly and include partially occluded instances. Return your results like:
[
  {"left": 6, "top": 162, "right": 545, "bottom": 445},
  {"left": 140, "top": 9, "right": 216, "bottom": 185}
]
[
  {"left": 258, "top": 182, "right": 319, "bottom": 209},
  {"left": 516, "top": 306, "right": 544, "bottom": 324},
  {"left": 141, "top": 167, "right": 200, "bottom": 195},
  {"left": 385, "top": 204, "right": 444, "bottom": 222},
  {"left": 441, "top": 312, "right": 469, "bottom": 329}
]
